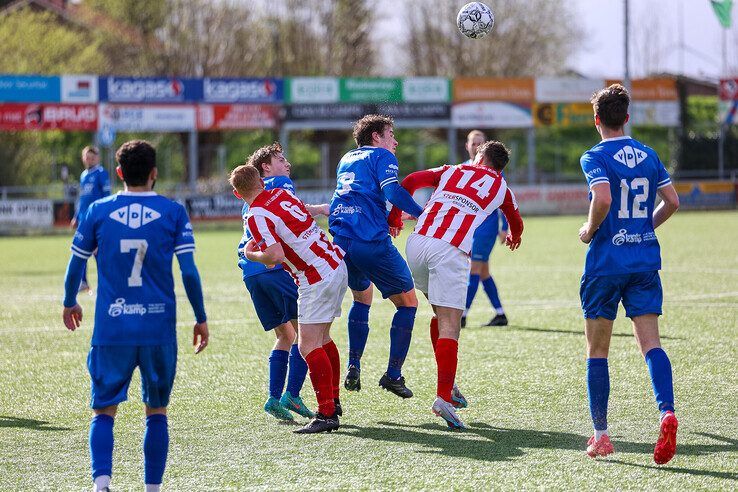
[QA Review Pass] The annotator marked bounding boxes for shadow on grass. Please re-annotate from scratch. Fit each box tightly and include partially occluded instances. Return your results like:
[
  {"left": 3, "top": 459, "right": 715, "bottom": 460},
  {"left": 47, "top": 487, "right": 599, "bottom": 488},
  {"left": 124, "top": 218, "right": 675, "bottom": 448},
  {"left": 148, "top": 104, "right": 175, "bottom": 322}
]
[
  {"left": 0, "top": 415, "right": 71, "bottom": 431},
  {"left": 499, "top": 325, "right": 684, "bottom": 341},
  {"left": 340, "top": 421, "right": 737, "bottom": 477}
]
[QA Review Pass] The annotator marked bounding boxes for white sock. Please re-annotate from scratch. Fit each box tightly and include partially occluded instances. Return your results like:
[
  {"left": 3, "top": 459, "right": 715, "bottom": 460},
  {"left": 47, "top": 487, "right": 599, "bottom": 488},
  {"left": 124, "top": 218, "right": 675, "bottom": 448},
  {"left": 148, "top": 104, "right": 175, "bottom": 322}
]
[
  {"left": 145, "top": 484, "right": 161, "bottom": 492},
  {"left": 594, "top": 428, "right": 609, "bottom": 440},
  {"left": 496, "top": 308, "right": 505, "bottom": 315},
  {"left": 93, "top": 475, "right": 111, "bottom": 491}
]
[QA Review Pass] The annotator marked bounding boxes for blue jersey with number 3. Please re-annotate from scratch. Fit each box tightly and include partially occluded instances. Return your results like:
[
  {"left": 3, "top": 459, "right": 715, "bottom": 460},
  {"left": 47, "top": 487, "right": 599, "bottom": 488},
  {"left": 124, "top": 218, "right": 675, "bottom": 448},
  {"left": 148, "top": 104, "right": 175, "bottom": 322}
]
[
  {"left": 580, "top": 136, "right": 671, "bottom": 276},
  {"left": 72, "top": 192, "right": 195, "bottom": 345},
  {"left": 329, "top": 146, "right": 400, "bottom": 241}
]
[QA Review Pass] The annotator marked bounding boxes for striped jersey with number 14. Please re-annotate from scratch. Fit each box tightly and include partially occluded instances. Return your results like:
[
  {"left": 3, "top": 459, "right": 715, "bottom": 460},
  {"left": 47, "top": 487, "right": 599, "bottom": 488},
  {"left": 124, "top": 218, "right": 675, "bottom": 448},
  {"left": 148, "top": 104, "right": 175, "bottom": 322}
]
[
  {"left": 413, "top": 164, "right": 518, "bottom": 254},
  {"left": 247, "top": 188, "right": 344, "bottom": 286}
]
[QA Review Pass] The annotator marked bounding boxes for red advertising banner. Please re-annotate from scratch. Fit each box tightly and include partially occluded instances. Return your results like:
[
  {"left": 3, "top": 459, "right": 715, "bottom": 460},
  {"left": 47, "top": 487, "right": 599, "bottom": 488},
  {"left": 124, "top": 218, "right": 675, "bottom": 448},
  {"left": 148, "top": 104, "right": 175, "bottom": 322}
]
[
  {"left": 719, "top": 79, "right": 738, "bottom": 101},
  {"left": 0, "top": 103, "right": 97, "bottom": 131},
  {"left": 197, "top": 104, "right": 279, "bottom": 130}
]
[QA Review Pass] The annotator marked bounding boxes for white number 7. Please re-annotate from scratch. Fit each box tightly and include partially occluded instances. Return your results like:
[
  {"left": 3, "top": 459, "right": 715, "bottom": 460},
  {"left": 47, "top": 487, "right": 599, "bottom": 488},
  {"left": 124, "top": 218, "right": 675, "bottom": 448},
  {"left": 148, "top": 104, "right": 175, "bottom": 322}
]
[{"left": 120, "top": 239, "right": 148, "bottom": 287}]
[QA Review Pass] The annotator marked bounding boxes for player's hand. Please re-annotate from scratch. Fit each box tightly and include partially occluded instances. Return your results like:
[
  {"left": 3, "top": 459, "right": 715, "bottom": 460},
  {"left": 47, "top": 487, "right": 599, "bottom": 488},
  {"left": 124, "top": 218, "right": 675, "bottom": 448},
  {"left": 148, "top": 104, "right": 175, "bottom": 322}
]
[
  {"left": 193, "top": 321, "right": 209, "bottom": 354},
  {"left": 389, "top": 225, "right": 403, "bottom": 238},
  {"left": 318, "top": 204, "right": 330, "bottom": 216},
  {"left": 505, "top": 234, "right": 521, "bottom": 251},
  {"left": 401, "top": 212, "right": 416, "bottom": 222},
  {"left": 579, "top": 222, "right": 594, "bottom": 244},
  {"left": 498, "top": 231, "right": 507, "bottom": 244},
  {"left": 244, "top": 239, "right": 259, "bottom": 253},
  {"left": 63, "top": 304, "right": 83, "bottom": 331}
]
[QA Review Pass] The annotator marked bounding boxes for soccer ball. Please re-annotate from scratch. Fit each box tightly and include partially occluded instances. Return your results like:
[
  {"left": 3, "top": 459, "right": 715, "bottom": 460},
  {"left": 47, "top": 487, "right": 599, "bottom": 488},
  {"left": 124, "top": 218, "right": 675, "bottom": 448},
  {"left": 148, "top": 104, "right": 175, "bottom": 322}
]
[{"left": 457, "top": 2, "right": 495, "bottom": 39}]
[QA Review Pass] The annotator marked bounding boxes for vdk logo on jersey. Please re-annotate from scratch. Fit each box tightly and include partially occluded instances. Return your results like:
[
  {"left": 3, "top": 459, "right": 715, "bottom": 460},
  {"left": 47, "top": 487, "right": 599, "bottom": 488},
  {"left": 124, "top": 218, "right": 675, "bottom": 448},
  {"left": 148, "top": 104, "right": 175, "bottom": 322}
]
[
  {"left": 108, "top": 298, "right": 147, "bottom": 317},
  {"left": 613, "top": 146, "right": 647, "bottom": 168},
  {"left": 109, "top": 204, "right": 161, "bottom": 229}
]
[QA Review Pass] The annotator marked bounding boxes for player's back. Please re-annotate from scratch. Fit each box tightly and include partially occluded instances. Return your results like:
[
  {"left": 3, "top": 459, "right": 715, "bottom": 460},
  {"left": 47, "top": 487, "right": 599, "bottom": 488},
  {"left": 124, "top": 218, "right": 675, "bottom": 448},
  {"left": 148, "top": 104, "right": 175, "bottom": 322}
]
[
  {"left": 581, "top": 136, "right": 672, "bottom": 276},
  {"left": 329, "top": 146, "right": 398, "bottom": 241},
  {"left": 75, "top": 192, "right": 193, "bottom": 345},
  {"left": 415, "top": 164, "right": 508, "bottom": 253},
  {"left": 249, "top": 188, "right": 343, "bottom": 286}
]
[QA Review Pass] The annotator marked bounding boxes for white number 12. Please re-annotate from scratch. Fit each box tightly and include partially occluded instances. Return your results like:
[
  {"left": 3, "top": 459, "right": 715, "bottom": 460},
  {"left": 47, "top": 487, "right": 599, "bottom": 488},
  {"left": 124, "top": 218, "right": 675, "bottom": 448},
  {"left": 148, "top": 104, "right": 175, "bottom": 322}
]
[
  {"left": 120, "top": 239, "right": 148, "bottom": 287},
  {"left": 618, "top": 178, "right": 649, "bottom": 219}
]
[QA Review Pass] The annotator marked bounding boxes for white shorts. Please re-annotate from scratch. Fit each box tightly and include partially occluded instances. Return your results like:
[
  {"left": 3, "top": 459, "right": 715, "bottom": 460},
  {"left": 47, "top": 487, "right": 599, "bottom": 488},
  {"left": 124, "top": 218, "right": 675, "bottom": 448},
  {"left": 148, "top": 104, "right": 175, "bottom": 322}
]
[
  {"left": 406, "top": 233, "right": 470, "bottom": 310},
  {"left": 297, "top": 261, "right": 348, "bottom": 324}
]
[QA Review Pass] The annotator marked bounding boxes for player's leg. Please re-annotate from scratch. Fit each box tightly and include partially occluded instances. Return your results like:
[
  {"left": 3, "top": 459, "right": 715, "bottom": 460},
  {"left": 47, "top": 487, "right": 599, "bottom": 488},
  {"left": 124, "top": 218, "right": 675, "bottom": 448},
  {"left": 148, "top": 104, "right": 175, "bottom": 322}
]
[
  {"left": 624, "top": 271, "right": 676, "bottom": 464},
  {"left": 463, "top": 260, "right": 483, "bottom": 327},
  {"left": 87, "top": 345, "right": 136, "bottom": 491},
  {"left": 265, "top": 322, "right": 297, "bottom": 421},
  {"left": 138, "top": 344, "right": 177, "bottom": 490},
  {"left": 580, "top": 274, "right": 621, "bottom": 458},
  {"left": 480, "top": 260, "right": 507, "bottom": 327},
  {"left": 281, "top": 319, "right": 314, "bottom": 418},
  {"left": 321, "top": 328, "right": 342, "bottom": 415}
]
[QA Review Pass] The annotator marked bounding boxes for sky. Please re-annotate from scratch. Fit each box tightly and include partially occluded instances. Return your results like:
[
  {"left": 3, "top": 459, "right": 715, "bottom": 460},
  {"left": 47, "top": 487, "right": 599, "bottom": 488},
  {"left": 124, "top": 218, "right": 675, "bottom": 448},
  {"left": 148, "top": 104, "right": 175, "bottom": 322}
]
[{"left": 374, "top": 0, "right": 738, "bottom": 80}]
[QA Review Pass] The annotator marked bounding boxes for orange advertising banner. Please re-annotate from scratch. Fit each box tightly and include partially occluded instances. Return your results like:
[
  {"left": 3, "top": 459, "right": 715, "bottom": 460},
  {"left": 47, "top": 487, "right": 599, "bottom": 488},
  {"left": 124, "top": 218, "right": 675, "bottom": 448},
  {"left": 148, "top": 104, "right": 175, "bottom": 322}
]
[
  {"left": 605, "top": 78, "right": 678, "bottom": 100},
  {"left": 453, "top": 78, "right": 534, "bottom": 103}
]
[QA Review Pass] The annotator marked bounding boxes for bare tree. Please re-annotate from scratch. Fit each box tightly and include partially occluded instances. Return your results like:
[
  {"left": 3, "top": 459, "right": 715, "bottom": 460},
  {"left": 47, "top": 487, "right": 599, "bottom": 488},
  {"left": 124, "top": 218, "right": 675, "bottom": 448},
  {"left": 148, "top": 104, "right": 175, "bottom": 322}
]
[{"left": 404, "top": 0, "right": 580, "bottom": 77}]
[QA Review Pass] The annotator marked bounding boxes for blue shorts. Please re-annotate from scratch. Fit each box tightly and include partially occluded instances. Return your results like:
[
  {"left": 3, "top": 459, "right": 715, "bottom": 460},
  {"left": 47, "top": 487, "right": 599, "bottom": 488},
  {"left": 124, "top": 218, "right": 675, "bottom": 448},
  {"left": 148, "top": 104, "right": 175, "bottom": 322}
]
[
  {"left": 87, "top": 344, "right": 177, "bottom": 409},
  {"left": 244, "top": 269, "right": 298, "bottom": 331},
  {"left": 333, "top": 235, "right": 414, "bottom": 298},
  {"left": 580, "top": 271, "right": 663, "bottom": 320},
  {"left": 471, "top": 234, "right": 497, "bottom": 262}
]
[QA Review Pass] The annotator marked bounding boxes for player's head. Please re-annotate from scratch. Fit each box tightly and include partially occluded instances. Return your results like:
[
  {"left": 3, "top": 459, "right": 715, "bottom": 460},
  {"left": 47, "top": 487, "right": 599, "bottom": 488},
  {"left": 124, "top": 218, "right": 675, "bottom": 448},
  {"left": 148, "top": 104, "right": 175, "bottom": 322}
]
[
  {"left": 229, "top": 164, "right": 264, "bottom": 203},
  {"left": 591, "top": 84, "right": 630, "bottom": 132},
  {"left": 115, "top": 140, "right": 157, "bottom": 188},
  {"left": 465, "top": 130, "right": 486, "bottom": 161},
  {"left": 246, "top": 142, "right": 291, "bottom": 178},
  {"left": 81, "top": 145, "right": 100, "bottom": 169},
  {"left": 353, "top": 114, "right": 397, "bottom": 154},
  {"left": 476, "top": 140, "right": 510, "bottom": 171}
]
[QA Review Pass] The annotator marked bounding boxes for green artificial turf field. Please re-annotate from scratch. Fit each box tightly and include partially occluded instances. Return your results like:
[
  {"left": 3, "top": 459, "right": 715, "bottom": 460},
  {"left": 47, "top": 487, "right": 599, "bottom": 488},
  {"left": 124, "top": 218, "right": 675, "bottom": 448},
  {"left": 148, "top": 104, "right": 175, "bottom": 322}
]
[{"left": 1, "top": 211, "right": 736, "bottom": 490}]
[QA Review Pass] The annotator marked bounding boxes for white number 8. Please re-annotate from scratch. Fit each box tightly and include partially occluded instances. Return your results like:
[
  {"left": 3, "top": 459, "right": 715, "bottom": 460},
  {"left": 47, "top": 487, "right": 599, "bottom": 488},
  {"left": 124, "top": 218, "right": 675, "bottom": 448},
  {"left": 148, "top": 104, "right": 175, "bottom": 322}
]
[{"left": 337, "top": 172, "right": 355, "bottom": 196}]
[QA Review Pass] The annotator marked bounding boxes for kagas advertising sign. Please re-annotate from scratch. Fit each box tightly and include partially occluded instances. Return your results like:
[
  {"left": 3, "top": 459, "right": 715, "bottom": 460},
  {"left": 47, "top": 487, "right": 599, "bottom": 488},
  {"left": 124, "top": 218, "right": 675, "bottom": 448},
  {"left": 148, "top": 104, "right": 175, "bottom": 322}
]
[
  {"left": 0, "top": 104, "right": 97, "bottom": 131},
  {"left": 197, "top": 104, "right": 279, "bottom": 130},
  {"left": 0, "top": 75, "right": 60, "bottom": 103},
  {"left": 99, "top": 77, "right": 202, "bottom": 103},
  {"left": 99, "top": 104, "right": 195, "bottom": 132},
  {"left": 202, "top": 78, "right": 283, "bottom": 103}
]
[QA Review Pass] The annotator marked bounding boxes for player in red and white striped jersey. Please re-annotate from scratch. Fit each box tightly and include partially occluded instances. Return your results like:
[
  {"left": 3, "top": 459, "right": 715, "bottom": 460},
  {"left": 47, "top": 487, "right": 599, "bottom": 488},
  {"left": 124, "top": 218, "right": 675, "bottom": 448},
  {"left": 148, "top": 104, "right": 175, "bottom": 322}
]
[
  {"left": 389, "top": 140, "right": 523, "bottom": 429},
  {"left": 230, "top": 164, "right": 348, "bottom": 434}
]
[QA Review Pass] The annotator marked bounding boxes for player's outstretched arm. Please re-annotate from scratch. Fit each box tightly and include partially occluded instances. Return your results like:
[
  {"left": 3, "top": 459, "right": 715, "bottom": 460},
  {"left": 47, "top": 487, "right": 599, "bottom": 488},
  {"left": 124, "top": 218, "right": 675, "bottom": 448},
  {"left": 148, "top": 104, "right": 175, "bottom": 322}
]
[
  {"left": 383, "top": 181, "right": 424, "bottom": 219},
  {"left": 579, "top": 182, "right": 612, "bottom": 244},
  {"left": 653, "top": 184, "right": 680, "bottom": 229},
  {"left": 304, "top": 203, "right": 330, "bottom": 217},
  {"left": 498, "top": 188, "right": 524, "bottom": 251},
  {"left": 62, "top": 255, "right": 86, "bottom": 331},
  {"left": 387, "top": 169, "right": 444, "bottom": 229},
  {"left": 176, "top": 252, "right": 209, "bottom": 354}
]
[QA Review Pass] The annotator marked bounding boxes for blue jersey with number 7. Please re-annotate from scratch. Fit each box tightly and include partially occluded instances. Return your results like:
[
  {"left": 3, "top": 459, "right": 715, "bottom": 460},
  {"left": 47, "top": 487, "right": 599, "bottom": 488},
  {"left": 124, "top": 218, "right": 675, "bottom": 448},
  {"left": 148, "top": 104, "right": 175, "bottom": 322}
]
[
  {"left": 580, "top": 136, "right": 672, "bottom": 276},
  {"left": 71, "top": 191, "right": 195, "bottom": 345}
]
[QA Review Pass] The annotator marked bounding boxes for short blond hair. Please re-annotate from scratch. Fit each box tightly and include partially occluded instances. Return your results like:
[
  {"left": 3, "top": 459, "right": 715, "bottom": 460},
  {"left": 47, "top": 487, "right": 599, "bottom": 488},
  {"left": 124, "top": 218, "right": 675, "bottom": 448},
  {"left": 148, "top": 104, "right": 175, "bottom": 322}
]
[
  {"left": 467, "top": 130, "right": 487, "bottom": 142},
  {"left": 82, "top": 145, "right": 99, "bottom": 158},
  {"left": 229, "top": 164, "right": 262, "bottom": 197}
]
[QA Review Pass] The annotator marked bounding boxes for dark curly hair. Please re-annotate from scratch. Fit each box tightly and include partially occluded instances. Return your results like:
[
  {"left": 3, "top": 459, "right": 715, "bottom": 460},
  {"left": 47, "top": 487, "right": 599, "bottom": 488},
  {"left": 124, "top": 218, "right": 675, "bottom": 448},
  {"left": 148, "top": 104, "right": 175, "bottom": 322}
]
[
  {"left": 115, "top": 140, "right": 156, "bottom": 186},
  {"left": 591, "top": 84, "right": 630, "bottom": 129},
  {"left": 476, "top": 140, "right": 510, "bottom": 171},
  {"left": 353, "top": 114, "right": 394, "bottom": 147},
  {"left": 246, "top": 142, "right": 283, "bottom": 177}
]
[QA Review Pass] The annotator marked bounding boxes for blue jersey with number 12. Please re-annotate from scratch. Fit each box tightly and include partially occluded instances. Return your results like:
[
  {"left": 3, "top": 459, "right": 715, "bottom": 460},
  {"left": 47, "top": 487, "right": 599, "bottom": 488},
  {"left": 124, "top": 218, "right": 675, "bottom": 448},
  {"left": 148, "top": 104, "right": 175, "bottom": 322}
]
[
  {"left": 72, "top": 192, "right": 195, "bottom": 346},
  {"left": 329, "top": 146, "right": 399, "bottom": 241},
  {"left": 580, "top": 136, "right": 671, "bottom": 276},
  {"left": 237, "top": 175, "right": 295, "bottom": 278}
]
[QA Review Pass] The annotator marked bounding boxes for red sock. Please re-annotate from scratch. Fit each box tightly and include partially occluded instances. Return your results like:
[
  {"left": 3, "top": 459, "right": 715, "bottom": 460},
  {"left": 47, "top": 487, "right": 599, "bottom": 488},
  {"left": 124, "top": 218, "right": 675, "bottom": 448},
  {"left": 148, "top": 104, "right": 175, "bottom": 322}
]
[
  {"left": 430, "top": 317, "right": 439, "bottom": 353},
  {"left": 322, "top": 339, "right": 341, "bottom": 399},
  {"left": 435, "top": 338, "right": 458, "bottom": 403},
  {"left": 304, "top": 348, "right": 336, "bottom": 416}
]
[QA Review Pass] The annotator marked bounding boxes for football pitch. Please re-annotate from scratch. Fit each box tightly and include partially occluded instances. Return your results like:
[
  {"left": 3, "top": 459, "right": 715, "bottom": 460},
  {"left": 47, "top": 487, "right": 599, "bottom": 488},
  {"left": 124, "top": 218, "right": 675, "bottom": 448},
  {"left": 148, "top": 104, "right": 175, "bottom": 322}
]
[{"left": 1, "top": 211, "right": 736, "bottom": 490}]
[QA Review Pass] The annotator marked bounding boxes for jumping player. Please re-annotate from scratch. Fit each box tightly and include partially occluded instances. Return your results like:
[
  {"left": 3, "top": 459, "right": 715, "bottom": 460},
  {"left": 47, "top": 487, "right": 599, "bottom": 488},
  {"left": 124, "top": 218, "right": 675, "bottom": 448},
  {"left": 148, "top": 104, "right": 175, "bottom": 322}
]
[
  {"left": 389, "top": 141, "right": 523, "bottom": 428},
  {"left": 231, "top": 165, "right": 348, "bottom": 434},
  {"left": 578, "top": 84, "right": 680, "bottom": 463},
  {"left": 329, "top": 114, "right": 425, "bottom": 398},
  {"left": 62, "top": 140, "right": 209, "bottom": 492},
  {"left": 460, "top": 130, "right": 510, "bottom": 328},
  {"left": 71, "top": 145, "right": 111, "bottom": 292},
  {"left": 236, "top": 143, "right": 328, "bottom": 422}
]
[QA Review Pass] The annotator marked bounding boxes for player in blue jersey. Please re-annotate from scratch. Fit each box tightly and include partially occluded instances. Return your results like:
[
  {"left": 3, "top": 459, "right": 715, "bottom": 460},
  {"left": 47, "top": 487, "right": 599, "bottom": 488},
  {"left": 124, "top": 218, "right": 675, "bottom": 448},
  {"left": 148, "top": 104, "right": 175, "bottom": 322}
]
[
  {"left": 459, "top": 130, "right": 510, "bottom": 328},
  {"left": 62, "top": 140, "right": 209, "bottom": 492},
  {"left": 237, "top": 142, "right": 330, "bottom": 421},
  {"left": 71, "top": 146, "right": 111, "bottom": 292},
  {"left": 329, "top": 114, "right": 425, "bottom": 398},
  {"left": 578, "top": 85, "right": 680, "bottom": 464}
]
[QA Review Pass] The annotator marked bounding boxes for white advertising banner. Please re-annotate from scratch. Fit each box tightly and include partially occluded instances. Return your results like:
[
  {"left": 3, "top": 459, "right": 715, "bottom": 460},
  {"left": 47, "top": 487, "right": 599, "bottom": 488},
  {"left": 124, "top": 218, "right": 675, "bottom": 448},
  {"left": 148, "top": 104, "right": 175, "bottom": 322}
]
[
  {"left": 98, "top": 103, "right": 196, "bottom": 132},
  {"left": 61, "top": 75, "right": 99, "bottom": 103},
  {"left": 0, "top": 199, "right": 53, "bottom": 228},
  {"left": 402, "top": 77, "right": 450, "bottom": 102},
  {"left": 287, "top": 77, "right": 340, "bottom": 103},
  {"left": 451, "top": 102, "right": 533, "bottom": 128},
  {"left": 535, "top": 77, "right": 604, "bottom": 103},
  {"left": 630, "top": 101, "right": 680, "bottom": 127}
]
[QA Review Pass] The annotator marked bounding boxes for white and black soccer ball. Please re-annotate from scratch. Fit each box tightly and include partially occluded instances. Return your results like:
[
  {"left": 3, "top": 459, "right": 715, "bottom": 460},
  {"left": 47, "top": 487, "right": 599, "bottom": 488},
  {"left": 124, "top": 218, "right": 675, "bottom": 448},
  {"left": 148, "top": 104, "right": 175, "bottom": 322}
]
[{"left": 457, "top": 2, "right": 495, "bottom": 39}]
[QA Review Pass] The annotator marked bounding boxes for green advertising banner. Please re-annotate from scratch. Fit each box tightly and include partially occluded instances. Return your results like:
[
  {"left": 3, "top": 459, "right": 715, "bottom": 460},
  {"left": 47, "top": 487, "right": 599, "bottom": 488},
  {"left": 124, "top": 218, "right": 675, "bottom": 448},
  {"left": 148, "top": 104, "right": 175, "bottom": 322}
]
[{"left": 340, "top": 78, "right": 402, "bottom": 103}]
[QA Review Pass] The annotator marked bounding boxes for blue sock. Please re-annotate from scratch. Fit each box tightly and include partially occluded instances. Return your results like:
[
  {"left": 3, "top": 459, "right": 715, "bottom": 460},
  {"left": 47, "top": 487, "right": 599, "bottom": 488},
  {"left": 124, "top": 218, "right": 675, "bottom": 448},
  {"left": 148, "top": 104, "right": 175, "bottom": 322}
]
[
  {"left": 143, "top": 414, "right": 169, "bottom": 486},
  {"left": 645, "top": 347, "right": 675, "bottom": 413},
  {"left": 465, "top": 274, "right": 481, "bottom": 311},
  {"left": 268, "top": 349, "right": 289, "bottom": 399},
  {"left": 89, "top": 414, "right": 114, "bottom": 480},
  {"left": 285, "top": 343, "right": 308, "bottom": 397},
  {"left": 387, "top": 306, "right": 416, "bottom": 379},
  {"left": 482, "top": 277, "right": 503, "bottom": 311},
  {"left": 587, "top": 358, "right": 610, "bottom": 431},
  {"left": 347, "top": 301, "right": 371, "bottom": 370}
]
